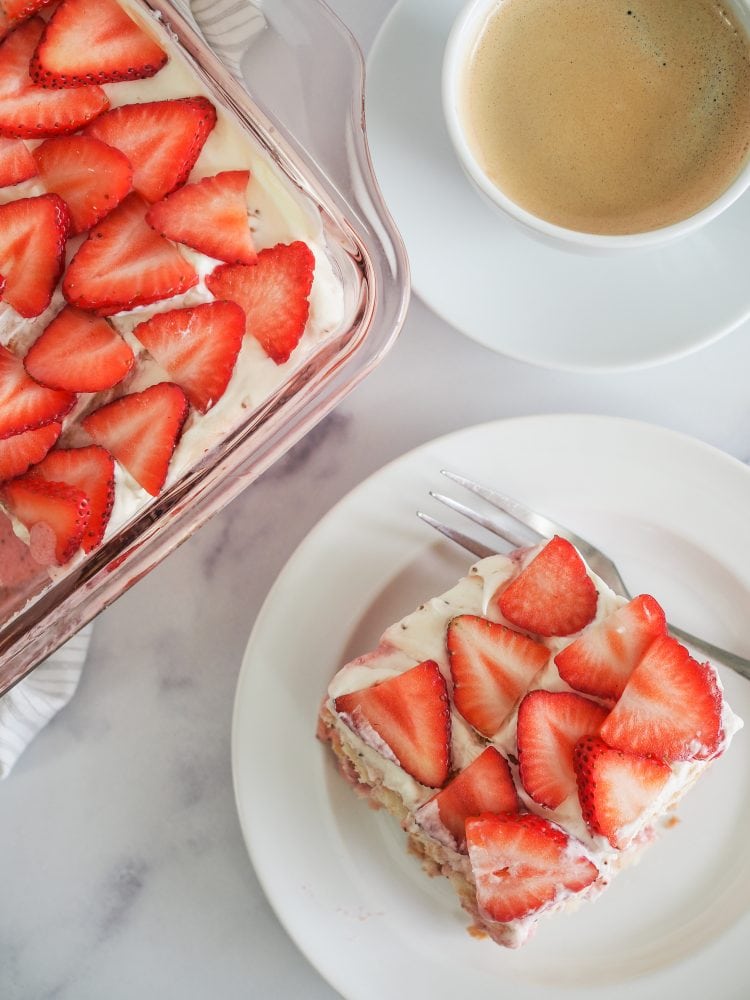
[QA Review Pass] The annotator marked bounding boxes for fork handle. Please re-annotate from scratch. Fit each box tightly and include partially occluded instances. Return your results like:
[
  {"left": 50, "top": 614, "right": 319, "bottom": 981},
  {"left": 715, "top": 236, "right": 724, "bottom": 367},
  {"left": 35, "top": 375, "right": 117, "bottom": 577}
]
[{"left": 667, "top": 623, "right": 750, "bottom": 680}]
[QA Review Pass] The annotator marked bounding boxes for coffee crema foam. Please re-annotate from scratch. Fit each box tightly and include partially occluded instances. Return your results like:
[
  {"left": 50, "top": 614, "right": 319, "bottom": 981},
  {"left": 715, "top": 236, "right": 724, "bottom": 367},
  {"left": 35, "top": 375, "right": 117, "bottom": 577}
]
[{"left": 461, "top": 0, "right": 750, "bottom": 234}]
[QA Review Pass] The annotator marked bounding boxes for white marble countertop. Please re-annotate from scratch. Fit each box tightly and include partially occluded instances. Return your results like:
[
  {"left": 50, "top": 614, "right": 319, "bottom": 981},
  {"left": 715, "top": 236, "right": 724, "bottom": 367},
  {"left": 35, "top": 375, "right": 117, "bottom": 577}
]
[{"left": 2, "top": 3, "right": 750, "bottom": 999}]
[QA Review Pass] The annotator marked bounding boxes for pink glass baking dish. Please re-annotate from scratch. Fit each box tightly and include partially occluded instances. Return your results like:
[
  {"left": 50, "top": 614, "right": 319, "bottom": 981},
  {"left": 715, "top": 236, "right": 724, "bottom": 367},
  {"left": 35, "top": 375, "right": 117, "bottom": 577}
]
[{"left": 0, "top": 0, "right": 409, "bottom": 694}]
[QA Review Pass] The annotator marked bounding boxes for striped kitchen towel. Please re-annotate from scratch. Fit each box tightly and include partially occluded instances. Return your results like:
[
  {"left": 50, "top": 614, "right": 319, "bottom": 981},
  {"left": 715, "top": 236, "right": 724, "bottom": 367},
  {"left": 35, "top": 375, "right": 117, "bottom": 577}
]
[{"left": 0, "top": 624, "right": 93, "bottom": 778}]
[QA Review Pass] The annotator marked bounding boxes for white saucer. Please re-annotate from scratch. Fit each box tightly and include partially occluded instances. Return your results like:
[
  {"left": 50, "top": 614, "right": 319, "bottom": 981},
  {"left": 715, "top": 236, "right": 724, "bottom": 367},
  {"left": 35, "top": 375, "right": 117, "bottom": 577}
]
[
  {"left": 232, "top": 415, "right": 750, "bottom": 1000},
  {"left": 365, "top": 0, "right": 750, "bottom": 372}
]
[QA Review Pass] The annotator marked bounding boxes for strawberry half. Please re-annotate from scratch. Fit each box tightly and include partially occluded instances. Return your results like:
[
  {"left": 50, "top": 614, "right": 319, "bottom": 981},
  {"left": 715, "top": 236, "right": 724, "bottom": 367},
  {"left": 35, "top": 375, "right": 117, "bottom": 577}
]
[
  {"left": 0, "top": 19, "right": 109, "bottom": 138},
  {"left": 0, "top": 421, "right": 60, "bottom": 481},
  {"left": 82, "top": 382, "right": 188, "bottom": 497},
  {"left": 131, "top": 301, "right": 245, "bottom": 413},
  {"left": 33, "top": 135, "right": 133, "bottom": 235},
  {"left": 516, "top": 690, "right": 608, "bottom": 810},
  {"left": 466, "top": 813, "right": 598, "bottom": 924},
  {"left": 574, "top": 735, "right": 672, "bottom": 848},
  {"left": 555, "top": 594, "right": 667, "bottom": 701},
  {"left": 63, "top": 193, "right": 198, "bottom": 315},
  {"left": 31, "top": 0, "right": 167, "bottom": 88},
  {"left": 146, "top": 170, "right": 257, "bottom": 265},
  {"left": 415, "top": 746, "right": 518, "bottom": 852},
  {"left": 1, "top": 475, "right": 89, "bottom": 564},
  {"left": 447, "top": 614, "right": 549, "bottom": 738},
  {"left": 24, "top": 305, "right": 134, "bottom": 392},
  {"left": 498, "top": 536, "right": 598, "bottom": 637},
  {"left": 0, "top": 136, "right": 36, "bottom": 186},
  {"left": 334, "top": 660, "right": 451, "bottom": 788},
  {"left": 206, "top": 241, "right": 315, "bottom": 364},
  {"left": 85, "top": 98, "right": 217, "bottom": 203},
  {"left": 30, "top": 445, "right": 115, "bottom": 553},
  {"left": 0, "top": 344, "right": 75, "bottom": 439},
  {"left": 0, "top": 193, "right": 70, "bottom": 318},
  {"left": 599, "top": 635, "right": 723, "bottom": 762}
]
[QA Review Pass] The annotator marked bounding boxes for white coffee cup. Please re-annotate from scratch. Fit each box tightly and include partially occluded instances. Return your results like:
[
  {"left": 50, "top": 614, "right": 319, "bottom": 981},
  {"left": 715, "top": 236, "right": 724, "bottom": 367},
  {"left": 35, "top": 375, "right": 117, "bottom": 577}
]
[{"left": 442, "top": 0, "right": 750, "bottom": 253}]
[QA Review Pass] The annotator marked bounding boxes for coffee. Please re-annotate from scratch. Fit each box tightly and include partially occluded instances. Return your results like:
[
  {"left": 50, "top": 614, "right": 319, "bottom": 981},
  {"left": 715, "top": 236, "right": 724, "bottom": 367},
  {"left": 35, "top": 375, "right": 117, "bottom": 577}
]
[{"left": 460, "top": 0, "right": 750, "bottom": 235}]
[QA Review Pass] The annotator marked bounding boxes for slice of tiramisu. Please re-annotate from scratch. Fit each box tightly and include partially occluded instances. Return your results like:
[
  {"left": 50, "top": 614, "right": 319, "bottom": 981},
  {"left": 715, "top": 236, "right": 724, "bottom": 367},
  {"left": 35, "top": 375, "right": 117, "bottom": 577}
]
[{"left": 318, "top": 536, "right": 742, "bottom": 948}]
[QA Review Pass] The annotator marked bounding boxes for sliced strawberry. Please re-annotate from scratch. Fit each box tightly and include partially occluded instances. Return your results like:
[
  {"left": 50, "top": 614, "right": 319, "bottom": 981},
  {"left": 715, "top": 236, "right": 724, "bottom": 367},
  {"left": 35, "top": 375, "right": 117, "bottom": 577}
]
[
  {"left": 498, "top": 536, "right": 598, "bottom": 637},
  {"left": 0, "top": 421, "right": 60, "bottom": 481},
  {"left": 416, "top": 747, "right": 518, "bottom": 852},
  {"left": 33, "top": 135, "right": 133, "bottom": 235},
  {"left": 30, "top": 445, "right": 114, "bottom": 553},
  {"left": 31, "top": 0, "right": 167, "bottom": 88},
  {"left": 85, "top": 98, "right": 216, "bottom": 203},
  {"left": 3, "top": 1, "right": 55, "bottom": 21},
  {"left": 131, "top": 301, "right": 244, "bottom": 413},
  {"left": 466, "top": 813, "right": 598, "bottom": 924},
  {"left": 334, "top": 660, "right": 451, "bottom": 788},
  {"left": 146, "top": 170, "right": 257, "bottom": 265},
  {"left": 0, "top": 193, "right": 70, "bottom": 318},
  {"left": 1, "top": 475, "right": 88, "bottom": 564},
  {"left": 206, "top": 241, "right": 315, "bottom": 364},
  {"left": 82, "top": 382, "right": 188, "bottom": 496},
  {"left": 516, "top": 690, "right": 608, "bottom": 810},
  {"left": 0, "top": 10, "right": 7, "bottom": 42},
  {"left": 574, "top": 735, "right": 672, "bottom": 848},
  {"left": 24, "top": 305, "right": 134, "bottom": 392},
  {"left": 0, "top": 345, "right": 75, "bottom": 439},
  {"left": 447, "top": 614, "right": 548, "bottom": 738},
  {"left": 0, "top": 136, "right": 36, "bottom": 186},
  {"left": 63, "top": 193, "right": 198, "bottom": 315},
  {"left": 0, "top": 19, "right": 108, "bottom": 139},
  {"left": 599, "top": 635, "right": 723, "bottom": 762},
  {"left": 555, "top": 594, "right": 667, "bottom": 701}
]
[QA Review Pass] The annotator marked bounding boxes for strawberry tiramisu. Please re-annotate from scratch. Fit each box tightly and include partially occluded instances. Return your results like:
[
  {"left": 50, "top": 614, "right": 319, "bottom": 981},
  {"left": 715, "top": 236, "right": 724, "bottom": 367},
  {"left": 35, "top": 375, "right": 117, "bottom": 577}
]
[
  {"left": 0, "top": 0, "right": 343, "bottom": 587},
  {"left": 318, "top": 537, "right": 742, "bottom": 948}
]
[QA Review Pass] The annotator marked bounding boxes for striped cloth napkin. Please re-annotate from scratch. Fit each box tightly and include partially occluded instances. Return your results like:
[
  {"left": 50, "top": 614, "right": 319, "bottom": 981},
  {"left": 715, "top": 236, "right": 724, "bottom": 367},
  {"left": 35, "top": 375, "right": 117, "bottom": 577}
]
[{"left": 0, "top": 0, "right": 264, "bottom": 779}]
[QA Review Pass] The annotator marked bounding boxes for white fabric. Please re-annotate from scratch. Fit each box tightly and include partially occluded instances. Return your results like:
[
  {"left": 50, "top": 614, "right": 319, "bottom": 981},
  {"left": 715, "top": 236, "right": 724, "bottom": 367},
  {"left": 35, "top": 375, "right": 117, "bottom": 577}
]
[{"left": 0, "top": 624, "right": 93, "bottom": 778}]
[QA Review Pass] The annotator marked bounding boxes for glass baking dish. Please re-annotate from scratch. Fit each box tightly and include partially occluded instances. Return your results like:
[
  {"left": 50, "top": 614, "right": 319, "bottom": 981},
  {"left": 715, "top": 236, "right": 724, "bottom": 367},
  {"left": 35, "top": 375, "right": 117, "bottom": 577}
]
[{"left": 0, "top": 0, "right": 409, "bottom": 694}]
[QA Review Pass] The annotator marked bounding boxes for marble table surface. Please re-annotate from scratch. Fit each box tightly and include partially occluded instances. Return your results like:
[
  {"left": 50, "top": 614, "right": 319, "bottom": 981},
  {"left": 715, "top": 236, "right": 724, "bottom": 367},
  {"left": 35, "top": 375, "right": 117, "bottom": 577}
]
[{"left": 2, "top": 3, "right": 750, "bottom": 999}]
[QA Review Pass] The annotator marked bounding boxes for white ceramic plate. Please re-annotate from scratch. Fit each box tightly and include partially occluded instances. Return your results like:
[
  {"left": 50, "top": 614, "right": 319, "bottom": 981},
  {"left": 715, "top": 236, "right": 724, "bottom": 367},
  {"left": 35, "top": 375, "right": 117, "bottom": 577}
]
[
  {"left": 365, "top": 0, "right": 750, "bottom": 372},
  {"left": 232, "top": 415, "right": 750, "bottom": 999}
]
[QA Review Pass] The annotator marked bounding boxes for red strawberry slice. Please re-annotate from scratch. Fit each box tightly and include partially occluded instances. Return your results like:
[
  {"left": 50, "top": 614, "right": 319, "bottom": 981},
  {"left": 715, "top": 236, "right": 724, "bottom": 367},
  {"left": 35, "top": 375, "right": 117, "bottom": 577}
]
[
  {"left": 516, "top": 690, "right": 608, "bottom": 810},
  {"left": 0, "top": 421, "right": 60, "bottom": 481},
  {"left": 33, "top": 135, "right": 133, "bottom": 235},
  {"left": 0, "top": 19, "right": 109, "bottom": 138},
  {"left": 599, "top": 635, "right": 723, "bottom": 762},
  {"left": 555, "top": 594, "right": 667, "bottom": 701},
  {"left": 82, "top": 382, "right": 188, "bottom": 496},
  {"left": 131, "top": 301, "right": 244, "bottom": 413},
  {"left": 63, "top": 193, "right": 198, "bottom": 315},
  {"left": 31, "top": 0, "right": 167, "bottom": 88},
  {"left": 498, "top": 536, "right": 598, "bottom": 637},
  {"left": 574, "top": 735, "right": 672, "bottom": 848},
  {"left": 0, "top": 136, "right": 36, "bottom": 186},
  {"left": 85, "top": 98, "right": 217, "bottom": 203},
  {"left": 3, "top": 1, "right": 55, "bottom": 22},
  {"left": 206, "top": 241, "right": 315, "bottom": 364},
  {"left": 466, "top": 813, "right": 598, "bottom": 924},
  {"left": 334, "top": 660, "right": 451, "bottom": 788},
  {"left": 416, "top": 747, "right": 518, "bottom": 852},
  {"left": 447, "top": 614, "right": 549, "bottom": 738},
  {"left": 1, "top": 475, "right": 88, "bottom": 565},
  {"left": 24, "top": 305, "right": 134, "bottom": 392},
  {"left": 0, "top": 10, "right": 7, "bottom": 42},
  {"left": 0, "top": 345, "right": 75, "bottom": 439},
  {"left": 146, "top": 170, "right": 257, "bottom": 265},
  {"left": 30, "top": 445, "right": 115, "bottom": 553},
  {"left": 0, "top": 193, "right": 70, "bottom": 318}
]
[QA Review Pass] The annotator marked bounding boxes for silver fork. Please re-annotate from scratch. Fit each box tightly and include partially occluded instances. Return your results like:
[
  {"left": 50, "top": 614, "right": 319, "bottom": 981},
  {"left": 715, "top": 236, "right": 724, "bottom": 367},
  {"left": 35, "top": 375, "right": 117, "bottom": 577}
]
[{"left": 418, "top": 470, "right": 750, "bottom": 681}]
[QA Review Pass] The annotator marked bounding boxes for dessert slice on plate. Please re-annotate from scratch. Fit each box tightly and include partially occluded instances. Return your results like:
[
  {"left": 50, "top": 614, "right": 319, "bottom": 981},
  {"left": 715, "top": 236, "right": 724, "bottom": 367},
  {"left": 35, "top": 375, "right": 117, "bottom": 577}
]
[{"left": 318, "top": 536, "right": 743, "bottom": 948}]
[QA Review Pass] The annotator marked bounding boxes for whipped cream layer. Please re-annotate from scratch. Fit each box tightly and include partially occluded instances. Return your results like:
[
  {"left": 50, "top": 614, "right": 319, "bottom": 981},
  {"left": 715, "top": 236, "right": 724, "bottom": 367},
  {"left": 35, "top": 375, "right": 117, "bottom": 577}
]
[
  {"left": 0, "top": 0, "right": 345, "bottom": 579},
  {"left": 325, "top": 548, "right": 743, "bottom": 945}
]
